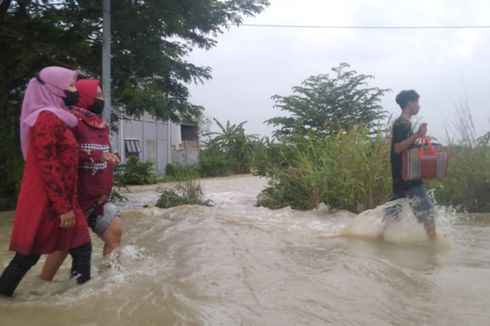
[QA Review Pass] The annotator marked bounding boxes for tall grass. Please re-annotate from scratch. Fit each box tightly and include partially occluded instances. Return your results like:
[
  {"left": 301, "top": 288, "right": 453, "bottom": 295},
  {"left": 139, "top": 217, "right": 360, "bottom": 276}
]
[
  {"left": 429, "top": 102, "right": 490, "bottom": 212},
  {"left": 429, "top": 145, "right": 490, "bottom": 212},
  {"left": 256, "top": 127, "right": 392, "bottom": 212}
]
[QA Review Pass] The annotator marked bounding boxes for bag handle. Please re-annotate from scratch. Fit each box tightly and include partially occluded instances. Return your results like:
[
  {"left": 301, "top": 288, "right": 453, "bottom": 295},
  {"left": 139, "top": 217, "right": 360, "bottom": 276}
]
[{"left": 418, "top": 135, "right": 439, "bottom": 157}]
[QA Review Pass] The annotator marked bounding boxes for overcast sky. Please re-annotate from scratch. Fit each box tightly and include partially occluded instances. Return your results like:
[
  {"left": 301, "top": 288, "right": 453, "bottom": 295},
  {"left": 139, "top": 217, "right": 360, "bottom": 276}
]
[{"left": 187, "top": 0, "right": 490, "bottom": 141}]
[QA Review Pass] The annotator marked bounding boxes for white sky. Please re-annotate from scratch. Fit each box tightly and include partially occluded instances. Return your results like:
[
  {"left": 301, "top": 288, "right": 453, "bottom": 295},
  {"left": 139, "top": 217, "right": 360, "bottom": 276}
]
[{"left": 187, "top": 0, "right": 490, "bottom": 141}]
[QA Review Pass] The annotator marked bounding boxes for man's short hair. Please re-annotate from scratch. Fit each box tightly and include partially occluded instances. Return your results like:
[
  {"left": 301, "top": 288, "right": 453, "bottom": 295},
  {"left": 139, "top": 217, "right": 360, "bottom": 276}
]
[{"left": 395, "top": 90, "right": 419, "bottom": 109}]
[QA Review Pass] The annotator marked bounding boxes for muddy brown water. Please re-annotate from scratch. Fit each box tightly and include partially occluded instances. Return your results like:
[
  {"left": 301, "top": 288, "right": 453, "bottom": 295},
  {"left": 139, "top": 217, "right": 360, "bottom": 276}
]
[{"left": 1, "top": 175, "right": 489, "bottom": 325}]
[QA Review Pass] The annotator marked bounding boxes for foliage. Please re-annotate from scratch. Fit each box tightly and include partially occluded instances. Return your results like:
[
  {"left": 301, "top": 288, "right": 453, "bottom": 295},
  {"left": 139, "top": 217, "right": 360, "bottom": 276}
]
[
  {"left": 0, "top": 0, "right": 268, "bottom": 207},
  {"left": 110, "top": 0, "right": 268, "bottom": 121},
  {"left": 203, "top": 118, "right": 257, "bottom": 174},
  {"left": 165, "top": 163, "right": 177, "bottom": 177},
  {"left": 429, "top": 143, "right": 490, "bottom": 212},
  {"left": 252, "top": 136, "right": 284, "bottom": 177},
  {"left": 115, "top": 155, "right": 157, "bottom": 185},
  {"left": 110, "top": 187, "right": 128, "bottom": 204},
  {"left": 163, "top": 163, "right": 200, "bottom": 181},
  {"left": 0, "top": 156, "right": 24, "bottom": 210},
  {"left": 428, "top": 104, "right": 490, "bottom": 212},
  {"left": 155, "top": 178, "right": 213, "bottom": 208},
  {"left": 256, "top": 127, "right": 392, "bottom": 212},
  {"left": 266, "top": 63, "right": 390, "bottom": 139},
  {"left": 198, "top": 149, "right": 236, "bottom": 177}
]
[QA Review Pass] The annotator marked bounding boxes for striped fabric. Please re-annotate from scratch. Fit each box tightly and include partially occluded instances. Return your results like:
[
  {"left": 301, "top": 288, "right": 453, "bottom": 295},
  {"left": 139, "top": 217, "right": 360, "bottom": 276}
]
[
  {"left": 402, "top": 143, "right": 449, "bottom": 181},
  {"left": 79, "top": 142, "right": 110, "bottom": 175},
  {"left": 80, "top": 143, "right": 110, "bottom": 152},
  {"left": 80, "top": 162, "right": 108, "bottom": 176}
]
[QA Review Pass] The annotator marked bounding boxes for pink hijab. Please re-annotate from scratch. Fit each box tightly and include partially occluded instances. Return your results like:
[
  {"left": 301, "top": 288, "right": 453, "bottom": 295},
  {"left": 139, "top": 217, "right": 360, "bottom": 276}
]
[{"left": 20, "top": 66, "right": 79, "bottom": 159}]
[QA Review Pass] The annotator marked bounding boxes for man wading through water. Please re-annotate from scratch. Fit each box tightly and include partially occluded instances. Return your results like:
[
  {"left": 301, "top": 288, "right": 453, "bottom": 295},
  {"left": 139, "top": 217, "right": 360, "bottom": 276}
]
[{"left": 382, "top": 89, "right": 437, "bottom": 241}]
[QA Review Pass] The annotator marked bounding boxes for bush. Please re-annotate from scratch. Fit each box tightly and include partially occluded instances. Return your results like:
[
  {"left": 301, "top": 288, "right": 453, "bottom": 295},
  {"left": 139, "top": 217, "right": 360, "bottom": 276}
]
[
  {"left": 427, "top": 103, "right": 490, "bottom": 212},
  {"left": 256, "top": 127, "right": 392, "bottom": 212},
  {"left": 165, "top": 163, "right": 177, "bottom": 177},
  {"left": 429, "top": 144, "right": 490, "bottom": 212},
  {"left": 155, "top": 178, "right": 213, "bottom": 208},
  {"left": 163, "top": 163, "right": 200, "bottom": 181},
  {"left": 198, "top": 149, "right": 236, "bottom": 177},
  {"left": 115, "top": 155, "right": 158, "bottom": 185}
]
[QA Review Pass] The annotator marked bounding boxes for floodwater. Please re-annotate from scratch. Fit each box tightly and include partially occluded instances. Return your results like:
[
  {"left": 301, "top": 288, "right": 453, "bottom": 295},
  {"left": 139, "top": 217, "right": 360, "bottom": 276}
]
[{"left": 1, "top": 174, "right": 490, "bottom": 325}]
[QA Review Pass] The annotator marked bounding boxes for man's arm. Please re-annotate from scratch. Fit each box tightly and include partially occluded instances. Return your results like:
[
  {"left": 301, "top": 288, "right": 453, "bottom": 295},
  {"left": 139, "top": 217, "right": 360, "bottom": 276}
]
[{"left": 394, "top": 123, "right": 427, "bottom": 154}]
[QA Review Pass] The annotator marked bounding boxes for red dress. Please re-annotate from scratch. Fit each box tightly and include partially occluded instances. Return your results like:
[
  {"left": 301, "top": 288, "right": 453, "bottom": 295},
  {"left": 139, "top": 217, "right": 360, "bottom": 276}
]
[{"left": 9, "top": 111, "right": 90, "bottom": 255}]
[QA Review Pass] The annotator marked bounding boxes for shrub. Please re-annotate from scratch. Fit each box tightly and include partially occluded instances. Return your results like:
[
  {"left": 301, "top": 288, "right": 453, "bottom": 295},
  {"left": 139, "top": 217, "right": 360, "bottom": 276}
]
[
  {"left": 115, "top": 155, "right": 157, "bottom": 185},
  {"left": 198, "top": 149, "right": 236, "bottom": 177},
  {"left": 165, "top": 163, "right": 177, "bottom": 177},
  {"left": 429, "top": 144, "right": 490, "bottom": 212},
  {"left": 256, "top": 127, "right": 392, "bottom": 212},
  {"left": 155, "top": 178, "right": 213, "bottom": 208},
  {"left": 427, "top": 103, "right": 490, "bottom": 212},
  {"left": 163, "top": 164, "right": 199, "bottom": 181}
]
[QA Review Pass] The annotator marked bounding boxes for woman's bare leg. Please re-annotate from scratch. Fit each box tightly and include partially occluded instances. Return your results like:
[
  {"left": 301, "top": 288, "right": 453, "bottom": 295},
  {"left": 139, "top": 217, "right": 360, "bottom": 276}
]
[{"left": 40, "top": 250, "right": 69, "bottom": 281}]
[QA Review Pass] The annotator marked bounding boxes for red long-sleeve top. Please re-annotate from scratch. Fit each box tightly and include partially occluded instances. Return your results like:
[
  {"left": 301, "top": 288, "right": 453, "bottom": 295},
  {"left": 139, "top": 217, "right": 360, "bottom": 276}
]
[{"left": 9, "top": 111, "right": 90, "bottom": 255}]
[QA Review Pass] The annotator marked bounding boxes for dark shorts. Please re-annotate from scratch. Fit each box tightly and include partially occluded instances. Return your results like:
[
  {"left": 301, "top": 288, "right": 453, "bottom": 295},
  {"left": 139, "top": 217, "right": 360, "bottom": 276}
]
[{"left": 384, "top": 184, "right": 435, "bottom": 222}]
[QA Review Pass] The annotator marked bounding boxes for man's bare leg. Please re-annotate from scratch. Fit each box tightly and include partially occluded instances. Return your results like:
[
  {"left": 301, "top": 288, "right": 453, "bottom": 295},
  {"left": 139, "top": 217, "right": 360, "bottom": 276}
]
[{"left": 423, "top": 218, "right": 437, "bottom": 241}]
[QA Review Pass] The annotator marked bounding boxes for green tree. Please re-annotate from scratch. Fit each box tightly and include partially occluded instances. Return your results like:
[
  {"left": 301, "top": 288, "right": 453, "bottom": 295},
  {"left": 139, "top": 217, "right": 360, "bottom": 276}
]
[
  {"left": 110, "top": 0, "right": 269, "bottom": 121},
  {"left": 266, "top": 63, "right": 390, "bottom": 139}
]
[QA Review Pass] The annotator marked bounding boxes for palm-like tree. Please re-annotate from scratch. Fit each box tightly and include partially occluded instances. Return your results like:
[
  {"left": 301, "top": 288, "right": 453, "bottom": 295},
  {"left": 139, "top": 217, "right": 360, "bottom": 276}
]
[{"left": 204, "top": 119, "right": 258, "bottom": 173}]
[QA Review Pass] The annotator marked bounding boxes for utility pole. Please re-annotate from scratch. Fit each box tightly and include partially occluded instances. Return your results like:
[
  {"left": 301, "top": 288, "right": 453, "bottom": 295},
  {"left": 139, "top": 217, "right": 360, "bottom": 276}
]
[
  {"left": 102, "top": 0, "right": 121, "bottom": 158},
  {"left": 102, "top": 0, "right": 111, "bottom": 124}
]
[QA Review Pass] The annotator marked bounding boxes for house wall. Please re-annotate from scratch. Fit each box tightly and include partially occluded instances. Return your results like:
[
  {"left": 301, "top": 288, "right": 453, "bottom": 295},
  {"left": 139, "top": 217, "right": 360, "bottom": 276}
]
[{"left": 117, "top": 113, "right": 198, "bottom": 174}]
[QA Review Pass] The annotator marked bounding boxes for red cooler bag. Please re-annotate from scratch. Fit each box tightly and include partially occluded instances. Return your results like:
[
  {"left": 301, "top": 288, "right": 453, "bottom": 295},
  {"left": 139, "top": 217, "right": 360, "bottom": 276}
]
[{"left": 402, "top": 136, "right": 449, "bottom": 181}]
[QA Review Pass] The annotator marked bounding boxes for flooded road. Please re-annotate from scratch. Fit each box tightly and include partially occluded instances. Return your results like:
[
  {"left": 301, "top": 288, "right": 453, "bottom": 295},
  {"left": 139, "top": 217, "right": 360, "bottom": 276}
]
[{"left": 1, "top": 174, "right": 490, "bottom": 325}]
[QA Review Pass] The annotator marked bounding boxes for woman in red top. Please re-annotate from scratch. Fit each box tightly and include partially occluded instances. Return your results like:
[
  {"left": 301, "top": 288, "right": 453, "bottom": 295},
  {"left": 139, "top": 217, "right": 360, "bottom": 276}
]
[
  {"left": 40, "top": 79, "right": 122, "bottom": 282},
  {"left": 0, "top": 67, "right": 92, "bottom": 297}
]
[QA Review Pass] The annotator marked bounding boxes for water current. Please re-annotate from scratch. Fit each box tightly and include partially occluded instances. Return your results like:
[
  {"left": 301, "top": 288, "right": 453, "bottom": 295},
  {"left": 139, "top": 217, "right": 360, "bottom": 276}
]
[{"left": 1, "top": 175, "right": 489, "bottom": 325}]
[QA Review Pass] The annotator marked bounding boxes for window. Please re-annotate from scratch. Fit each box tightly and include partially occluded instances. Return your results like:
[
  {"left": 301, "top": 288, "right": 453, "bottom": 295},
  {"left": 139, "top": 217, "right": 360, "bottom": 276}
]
[
  {"left": 181, "top": 123, "right": 198, "bottom": 141},
  {"left": 124, "top": 139, "right": 141, "bottom": 157}
]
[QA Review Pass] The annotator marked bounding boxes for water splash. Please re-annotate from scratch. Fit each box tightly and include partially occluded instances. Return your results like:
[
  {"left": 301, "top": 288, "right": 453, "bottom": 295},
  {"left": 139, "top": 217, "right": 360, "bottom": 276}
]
[{"left": 342, "top": 197, "right": 456, "bottom": 246}]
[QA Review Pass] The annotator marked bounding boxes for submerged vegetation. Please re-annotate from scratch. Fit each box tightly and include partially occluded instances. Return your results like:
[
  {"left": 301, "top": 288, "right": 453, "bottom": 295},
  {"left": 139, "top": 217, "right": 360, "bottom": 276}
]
[{"left": 155, "top": 178, "right": 213, "bottom": 209}]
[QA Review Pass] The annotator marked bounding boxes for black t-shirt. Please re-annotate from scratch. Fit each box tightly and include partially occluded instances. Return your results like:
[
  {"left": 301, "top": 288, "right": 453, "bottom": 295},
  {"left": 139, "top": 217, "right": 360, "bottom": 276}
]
[{"left": 390, "top": 117, "right": 422, "bottom": 193}]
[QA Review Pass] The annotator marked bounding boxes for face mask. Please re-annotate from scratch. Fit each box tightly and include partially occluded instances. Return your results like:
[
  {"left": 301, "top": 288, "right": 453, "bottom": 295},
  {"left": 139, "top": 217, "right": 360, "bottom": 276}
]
[
  {"left": 63, "top": 90, "right": 80, "bottom": 107},
  {"left": 88, "top": 98, "right": 105, "bottom": 115}
]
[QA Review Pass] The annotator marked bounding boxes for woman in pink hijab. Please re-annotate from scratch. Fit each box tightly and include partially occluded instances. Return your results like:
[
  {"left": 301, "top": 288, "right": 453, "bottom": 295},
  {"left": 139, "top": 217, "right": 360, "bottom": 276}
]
[{"left": 0, "top": 67, "right": 92, "bottom": 297}]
